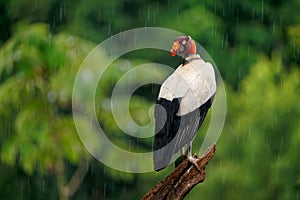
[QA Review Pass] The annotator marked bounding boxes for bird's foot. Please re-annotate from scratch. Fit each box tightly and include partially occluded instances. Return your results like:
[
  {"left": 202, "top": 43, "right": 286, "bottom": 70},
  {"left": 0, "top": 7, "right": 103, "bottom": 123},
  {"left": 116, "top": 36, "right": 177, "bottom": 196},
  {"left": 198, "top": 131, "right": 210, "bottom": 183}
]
[{"left": 187, "top": 156, "right": 201, "bottom": 172}]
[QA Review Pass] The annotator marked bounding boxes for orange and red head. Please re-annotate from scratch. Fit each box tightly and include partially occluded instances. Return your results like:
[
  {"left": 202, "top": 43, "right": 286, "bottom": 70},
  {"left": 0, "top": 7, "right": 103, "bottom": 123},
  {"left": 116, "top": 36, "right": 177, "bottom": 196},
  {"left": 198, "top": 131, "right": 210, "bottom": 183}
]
[{"left": 170, "top": 35, "right": 196, "bottom": 57}]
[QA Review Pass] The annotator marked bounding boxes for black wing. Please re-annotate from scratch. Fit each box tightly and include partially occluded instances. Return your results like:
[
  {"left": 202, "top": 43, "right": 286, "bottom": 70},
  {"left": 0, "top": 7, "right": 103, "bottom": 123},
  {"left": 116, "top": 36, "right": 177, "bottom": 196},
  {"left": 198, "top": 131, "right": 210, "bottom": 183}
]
[
  {"left": 172, "top": 95, "right": 214, "bottom": 154},
  {"left": 153, "top": 96, "right": 214, "bottom": 171},
  {"left": 153, "top": 98, "right": 180, "bottom": 171}
]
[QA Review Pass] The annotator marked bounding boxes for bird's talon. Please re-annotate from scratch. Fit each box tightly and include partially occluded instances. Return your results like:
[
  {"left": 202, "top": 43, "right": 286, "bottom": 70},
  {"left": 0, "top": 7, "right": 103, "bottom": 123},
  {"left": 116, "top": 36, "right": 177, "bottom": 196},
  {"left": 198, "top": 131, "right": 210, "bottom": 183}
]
[{"left": 187, "top": 157, "right": 201, "bottom": 172}]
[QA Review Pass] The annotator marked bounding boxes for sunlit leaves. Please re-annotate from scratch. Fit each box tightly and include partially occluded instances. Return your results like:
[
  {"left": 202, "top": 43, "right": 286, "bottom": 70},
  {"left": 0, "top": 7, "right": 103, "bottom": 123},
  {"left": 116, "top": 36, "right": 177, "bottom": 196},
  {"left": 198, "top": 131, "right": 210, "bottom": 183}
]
[{"left": 288, "top": 25, "right": 300, "bottom": 47}]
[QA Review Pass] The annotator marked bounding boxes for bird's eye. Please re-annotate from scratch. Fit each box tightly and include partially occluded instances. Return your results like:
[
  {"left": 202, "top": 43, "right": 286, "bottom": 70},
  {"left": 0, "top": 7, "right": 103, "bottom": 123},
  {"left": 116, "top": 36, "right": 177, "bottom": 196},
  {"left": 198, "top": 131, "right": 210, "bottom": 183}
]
[
  {"left": 179, "top": 44, "right": 184, "bottom": 52},
  {"left": 182, "top": 40, "right": 186, "bottom": 45}
]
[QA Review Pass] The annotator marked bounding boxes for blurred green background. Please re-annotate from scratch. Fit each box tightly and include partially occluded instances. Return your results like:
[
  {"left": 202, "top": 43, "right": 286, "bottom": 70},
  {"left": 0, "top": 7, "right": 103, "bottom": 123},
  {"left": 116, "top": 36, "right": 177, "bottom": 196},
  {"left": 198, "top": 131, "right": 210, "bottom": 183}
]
[{"left": 1, "top": 0, "right": 300, "bottom": 199}]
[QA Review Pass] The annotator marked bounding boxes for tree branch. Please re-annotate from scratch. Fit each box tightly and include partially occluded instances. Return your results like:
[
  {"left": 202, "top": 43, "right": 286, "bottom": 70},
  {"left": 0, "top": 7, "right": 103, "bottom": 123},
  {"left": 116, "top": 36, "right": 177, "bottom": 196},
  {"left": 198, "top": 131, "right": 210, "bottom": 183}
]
[
  {"left": 142, "top": 144, "right": 216, "bottom": 200},
  {"left": 62, "top": 155, "right": 91, "bottom": 199}
]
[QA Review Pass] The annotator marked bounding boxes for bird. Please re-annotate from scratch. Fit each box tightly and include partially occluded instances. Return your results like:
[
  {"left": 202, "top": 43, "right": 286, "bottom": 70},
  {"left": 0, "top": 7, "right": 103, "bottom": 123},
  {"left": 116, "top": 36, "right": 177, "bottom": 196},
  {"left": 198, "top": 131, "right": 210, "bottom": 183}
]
[{"left": 153, "top": 35, "right": 216, "bottom": 171}]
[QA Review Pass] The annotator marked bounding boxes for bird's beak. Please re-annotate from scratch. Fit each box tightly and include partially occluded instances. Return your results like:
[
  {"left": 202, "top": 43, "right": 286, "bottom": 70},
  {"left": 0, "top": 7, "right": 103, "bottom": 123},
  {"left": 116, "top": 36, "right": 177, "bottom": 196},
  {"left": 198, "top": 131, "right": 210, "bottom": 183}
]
[
  {"left": 170, "top": 49, "right": 176, "bottom": 56},
  {"left": 170, "top": 41, "right": 179, "bottom": 56}
]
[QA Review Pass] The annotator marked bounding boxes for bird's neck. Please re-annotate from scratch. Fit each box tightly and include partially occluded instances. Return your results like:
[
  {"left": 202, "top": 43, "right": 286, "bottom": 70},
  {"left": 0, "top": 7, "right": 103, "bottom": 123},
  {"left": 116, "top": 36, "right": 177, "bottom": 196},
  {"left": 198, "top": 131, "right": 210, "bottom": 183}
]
[{"left": 183, "top": 54, "right": 201, "bottom": 65}]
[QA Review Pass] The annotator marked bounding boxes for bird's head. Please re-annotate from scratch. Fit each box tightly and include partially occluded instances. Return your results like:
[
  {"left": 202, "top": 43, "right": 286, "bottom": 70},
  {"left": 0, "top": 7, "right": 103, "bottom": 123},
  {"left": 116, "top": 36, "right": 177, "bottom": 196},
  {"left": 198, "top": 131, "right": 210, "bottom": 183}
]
[{"left": 170, "top": 35, "right": 196, "bottom": 58}]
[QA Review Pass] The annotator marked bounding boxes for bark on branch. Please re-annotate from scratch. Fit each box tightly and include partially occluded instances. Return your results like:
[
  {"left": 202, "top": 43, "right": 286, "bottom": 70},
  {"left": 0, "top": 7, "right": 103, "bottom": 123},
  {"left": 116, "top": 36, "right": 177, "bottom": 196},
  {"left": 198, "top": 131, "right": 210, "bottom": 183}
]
[{"left": 142, "top": 144, "right": 216, "bottom": 200}]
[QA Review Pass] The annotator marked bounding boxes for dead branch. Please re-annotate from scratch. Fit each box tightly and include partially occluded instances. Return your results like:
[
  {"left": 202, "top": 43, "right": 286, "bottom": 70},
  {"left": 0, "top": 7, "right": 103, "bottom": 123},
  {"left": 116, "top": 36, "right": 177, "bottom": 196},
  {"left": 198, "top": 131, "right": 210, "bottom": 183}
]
[{"left": 142, "top": 144, "right": 216, "bottom": 200}]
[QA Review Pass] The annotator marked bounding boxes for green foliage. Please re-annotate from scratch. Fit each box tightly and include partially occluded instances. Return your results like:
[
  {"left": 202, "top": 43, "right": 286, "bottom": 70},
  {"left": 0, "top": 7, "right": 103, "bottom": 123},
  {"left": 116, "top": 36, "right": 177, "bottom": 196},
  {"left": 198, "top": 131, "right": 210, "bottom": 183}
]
[
  {"left": 0, "top": 23, "right": 88, "bottom": 175},
  {"left": 189, "top": 54, "right": 300, "bottom": 200}
]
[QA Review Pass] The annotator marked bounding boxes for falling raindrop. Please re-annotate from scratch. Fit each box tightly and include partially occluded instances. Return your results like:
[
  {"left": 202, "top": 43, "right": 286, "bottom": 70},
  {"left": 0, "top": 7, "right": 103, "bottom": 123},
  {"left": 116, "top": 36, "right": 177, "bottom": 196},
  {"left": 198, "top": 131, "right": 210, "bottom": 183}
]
[
  {"left": 248, "top": 127, "right": 251, "bottom": 137},
  {"left": 247, "top": 45, "right": 250, "bottom": 56},
  {"left": 89, "top": 161, "right": 93, "bottom": 178},
  {"left": 228, "top": 0, "right": 232, "bottom": 13},
  {"left": 221, "top": 34, "right": 224, "bottom": 49},
  {"left": 128, "top": 140, "right": 131, "bottom": 151},
  {"left": 43, "top": 179, "right": 45, "bottom": 192},
  {"left": 108, "top": 22, "right": 111, "bottom": 35},
  {"left": 92, "top": 187, "right": 95, "bottom": 198},
  {"left": 261, "top": 0, "right": 264, "bottom": 22},
  {"left": 236, "top": 14, "right": 239, "bottom": 28},
  {"left": 103, "top": 183, "right": 107, "bottom": 197},
  {"left": 7, "top": 123, "right": 11, "bottom": 137},
  {"left": 272, "top": 20, "right": 276, "bottom": 35},
  {"left": 60, "top": 5, "right": 63, "bottom": 21},
  {"left": 53, "top": 16, "right": 56, "bottom": 29},
  {"left": 147, "top": 6, "right": 150, "bottom": 21},
  {"left": 27, "top": 176, "right": 30, "bottom": 196}
]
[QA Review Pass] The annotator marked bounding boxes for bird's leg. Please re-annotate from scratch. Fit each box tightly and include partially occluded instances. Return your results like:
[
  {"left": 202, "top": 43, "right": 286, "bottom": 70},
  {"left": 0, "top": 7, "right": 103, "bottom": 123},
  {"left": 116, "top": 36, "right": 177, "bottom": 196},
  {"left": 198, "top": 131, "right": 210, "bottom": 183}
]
[
  {"left": 180, "top": 147, "right": 185, "bottom": 155},
  {"left": 187, "top": 143, "right": 192, "bottom": 158},
  {"left": 187, "top": 142, "right": 201, "bottom": 172},
  {"left": 175, "top": 147, "right": 186, "bottom": 167}
]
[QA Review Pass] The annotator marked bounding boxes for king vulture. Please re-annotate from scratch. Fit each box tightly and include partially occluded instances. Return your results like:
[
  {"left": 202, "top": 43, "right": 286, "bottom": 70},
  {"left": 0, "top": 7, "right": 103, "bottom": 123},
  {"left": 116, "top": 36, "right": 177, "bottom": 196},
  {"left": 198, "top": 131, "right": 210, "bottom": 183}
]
[{"left": 153, "top": 35, "right": 216, "bottom": 171}]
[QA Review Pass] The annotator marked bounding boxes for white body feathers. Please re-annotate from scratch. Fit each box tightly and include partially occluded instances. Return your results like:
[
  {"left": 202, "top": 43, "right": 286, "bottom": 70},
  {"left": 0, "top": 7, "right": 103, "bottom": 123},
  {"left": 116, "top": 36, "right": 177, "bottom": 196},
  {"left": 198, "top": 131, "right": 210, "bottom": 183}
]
[{"left": 158, "top": 55, "right": 216, "bottom": 116}]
